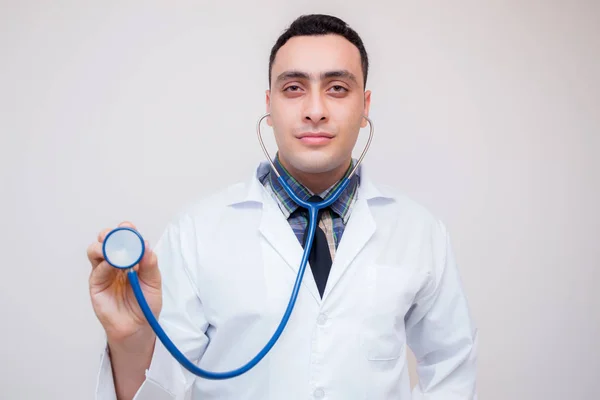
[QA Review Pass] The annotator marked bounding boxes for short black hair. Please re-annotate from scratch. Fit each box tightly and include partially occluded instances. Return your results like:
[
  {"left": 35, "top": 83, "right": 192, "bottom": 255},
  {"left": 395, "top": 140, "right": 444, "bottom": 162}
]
[{"left": 268, "top": 14, "right": 369, "bottom": 88}]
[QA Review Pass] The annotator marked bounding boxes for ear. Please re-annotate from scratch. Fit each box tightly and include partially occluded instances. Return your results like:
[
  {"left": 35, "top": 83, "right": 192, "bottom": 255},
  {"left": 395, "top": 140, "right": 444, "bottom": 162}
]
[
  {"left": 265, "top": 89, "right": 272, "bottom": 126},
  {"left": 361, "top": 90, "right": 372, "bottom": 128}
]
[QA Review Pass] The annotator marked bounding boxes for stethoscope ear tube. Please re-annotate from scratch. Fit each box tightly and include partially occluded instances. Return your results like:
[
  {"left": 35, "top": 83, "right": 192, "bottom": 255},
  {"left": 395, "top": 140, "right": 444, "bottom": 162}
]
[{"left": 256, "top": 113, "right": 374, "bottom": 180}]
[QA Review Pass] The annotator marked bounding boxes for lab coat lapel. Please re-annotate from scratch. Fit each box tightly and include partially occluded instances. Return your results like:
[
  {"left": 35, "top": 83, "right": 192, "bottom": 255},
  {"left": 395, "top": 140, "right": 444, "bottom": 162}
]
[
  {"left": 322, "top": 166, "right": 394, "bottom": 299},
  {"left": 323, "top": 194, "right": 375, "bottom": 298},
  {"left": 258, "top": 193, "right": 322, "bottom": 304}
]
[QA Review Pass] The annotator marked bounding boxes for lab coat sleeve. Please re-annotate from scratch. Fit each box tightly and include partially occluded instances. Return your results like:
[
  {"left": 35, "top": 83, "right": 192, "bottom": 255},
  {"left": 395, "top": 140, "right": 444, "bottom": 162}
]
[
  {"left": 406, "top": 220, "right": 479, "bottom": 399},
  {"left": 95, "top": 214, "right": 210, "bottom": 399}
]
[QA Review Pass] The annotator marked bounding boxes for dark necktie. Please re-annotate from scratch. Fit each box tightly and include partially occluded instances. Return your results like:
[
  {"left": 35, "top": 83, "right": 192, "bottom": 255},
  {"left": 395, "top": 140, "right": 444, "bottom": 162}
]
[{"left": 299, "top": 195, "right": 333, "bottom": 298}]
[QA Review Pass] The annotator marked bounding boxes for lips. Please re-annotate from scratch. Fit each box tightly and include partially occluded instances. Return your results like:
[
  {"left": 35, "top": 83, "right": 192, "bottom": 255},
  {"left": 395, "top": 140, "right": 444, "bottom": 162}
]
[
  {"left": 297, "top": 132, "right": 334, "bottom": 139},
  {"left": 297, "top": 132, "right": 334, "bottom": 146}
]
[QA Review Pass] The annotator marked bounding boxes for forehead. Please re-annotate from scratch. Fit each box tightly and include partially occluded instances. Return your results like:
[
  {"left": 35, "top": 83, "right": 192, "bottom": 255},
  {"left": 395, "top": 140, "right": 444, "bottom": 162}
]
[{"left": 272, "top": 34, "right": 363, "bottom": 81}]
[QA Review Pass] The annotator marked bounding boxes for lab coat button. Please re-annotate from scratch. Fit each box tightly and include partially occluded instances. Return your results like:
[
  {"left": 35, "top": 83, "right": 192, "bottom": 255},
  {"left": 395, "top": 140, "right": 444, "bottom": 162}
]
[
  {"left": 317, "top": 313, "right": 327, "bottom": 325},
  {"left": 314, "top": 388, "right": 325, "bottom": 398}
]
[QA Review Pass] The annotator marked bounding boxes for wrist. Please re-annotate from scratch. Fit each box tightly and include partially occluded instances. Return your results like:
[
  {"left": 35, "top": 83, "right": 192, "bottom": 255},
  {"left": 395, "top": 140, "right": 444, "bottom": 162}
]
[{"left": 108, "top": 328, "right": 156, "bottom": 356}]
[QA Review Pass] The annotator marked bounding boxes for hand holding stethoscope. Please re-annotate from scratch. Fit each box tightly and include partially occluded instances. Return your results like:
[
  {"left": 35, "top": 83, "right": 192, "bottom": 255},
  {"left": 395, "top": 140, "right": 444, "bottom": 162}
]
[{"left": 87, "top": 222, "right": 162, "bottom": 347}]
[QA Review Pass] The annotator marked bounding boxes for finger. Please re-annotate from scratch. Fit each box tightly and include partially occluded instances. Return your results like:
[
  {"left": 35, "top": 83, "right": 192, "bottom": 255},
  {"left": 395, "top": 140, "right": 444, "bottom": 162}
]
[
  {"left": 135, "top": 243, "right": 153, "bottom": 272},
  {"left": 89, "top": 259, "right": 119, "bottom": 289},
  {"left": 131, "top": 240, "right": 150, "bottom": 271},
  {"left": 98, "top": 222, "right": 137, "bottom": 243},
  {"left": 136, "top": 246, "right": 161, "bottom": 288},
  {"left": 87, "top": 242, "right": 105, "bottom": 269},
  {"left": 97, "top": 228, "right": 112, "bottom": 243}
]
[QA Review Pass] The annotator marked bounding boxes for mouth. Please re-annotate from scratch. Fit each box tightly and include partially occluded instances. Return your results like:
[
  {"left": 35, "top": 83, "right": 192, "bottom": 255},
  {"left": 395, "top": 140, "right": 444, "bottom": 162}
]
[{"left": 297, "top": 132, "right": 334, "bottom": 146}]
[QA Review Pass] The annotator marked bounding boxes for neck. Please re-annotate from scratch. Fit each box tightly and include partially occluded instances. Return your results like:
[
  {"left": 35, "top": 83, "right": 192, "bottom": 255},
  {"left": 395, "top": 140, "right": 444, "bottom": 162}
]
[{"left": 278, "top": 156, "right": 351, "bottom": 194}]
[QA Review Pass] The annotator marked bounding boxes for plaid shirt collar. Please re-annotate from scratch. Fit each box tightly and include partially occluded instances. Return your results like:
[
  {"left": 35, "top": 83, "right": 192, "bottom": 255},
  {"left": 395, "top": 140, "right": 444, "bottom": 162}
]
[{"left": 266, "top": 154, "right": 360, "bottom": 224}]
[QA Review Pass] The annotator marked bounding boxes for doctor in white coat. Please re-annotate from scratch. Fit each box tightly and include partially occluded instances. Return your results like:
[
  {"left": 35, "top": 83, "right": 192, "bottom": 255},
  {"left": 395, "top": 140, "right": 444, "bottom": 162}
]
[{"left": 87, "top": 13, "right": 478, "bottom": 400}]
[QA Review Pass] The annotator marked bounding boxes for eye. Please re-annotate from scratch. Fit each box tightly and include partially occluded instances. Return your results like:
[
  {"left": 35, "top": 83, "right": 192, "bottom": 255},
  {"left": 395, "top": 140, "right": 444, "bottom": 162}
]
[
  {"left": 284, "top": 85, "right": 302, "bottom": 92},
  {"left": 329, "top": 85, "right": 348, "bottom": 93}
]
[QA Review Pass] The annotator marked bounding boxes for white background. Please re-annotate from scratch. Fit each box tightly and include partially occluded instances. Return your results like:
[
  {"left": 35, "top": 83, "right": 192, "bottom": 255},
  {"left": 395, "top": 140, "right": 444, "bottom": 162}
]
[{"left": 1, "top": 1, "right": 599, "bottom": 399}]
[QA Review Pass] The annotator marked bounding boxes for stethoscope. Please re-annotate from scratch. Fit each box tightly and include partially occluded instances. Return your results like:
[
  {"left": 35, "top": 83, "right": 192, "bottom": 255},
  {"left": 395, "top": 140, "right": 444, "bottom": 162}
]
[{"left": 102, "top": 112, "right": 374, "bottom": 380}]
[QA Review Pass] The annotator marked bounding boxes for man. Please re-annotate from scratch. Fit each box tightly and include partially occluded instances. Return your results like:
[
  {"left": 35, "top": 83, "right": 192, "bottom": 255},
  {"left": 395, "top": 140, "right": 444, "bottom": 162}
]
[{"left": 88, "top": 14, "right": 478, "bottom": 399}]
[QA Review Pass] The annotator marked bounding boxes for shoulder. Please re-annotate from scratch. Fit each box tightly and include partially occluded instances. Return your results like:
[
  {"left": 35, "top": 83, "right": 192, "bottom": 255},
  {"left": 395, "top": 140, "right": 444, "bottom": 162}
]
[
  {"left": 172, "top": 179, "right": 255, "bottom": 228},
  {"left": 158, "top": 162, "right": 271, "bottom": 241},
  {"left": 368, "top": 176, "right": 441, "bottom": 220},
  {"left": 365, "top": 178, "right": 450, "bottom": 241}
]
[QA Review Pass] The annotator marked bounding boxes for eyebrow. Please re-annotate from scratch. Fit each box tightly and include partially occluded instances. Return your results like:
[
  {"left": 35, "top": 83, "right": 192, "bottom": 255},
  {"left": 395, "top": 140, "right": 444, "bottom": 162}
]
[{"left": 275, "top": 69, "right": 358, "bottom": 85}]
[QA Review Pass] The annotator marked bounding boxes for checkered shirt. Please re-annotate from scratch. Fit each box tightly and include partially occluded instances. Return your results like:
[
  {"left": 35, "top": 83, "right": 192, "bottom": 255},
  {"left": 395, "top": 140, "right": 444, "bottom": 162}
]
[{"left": 258, "top": 156, "right": 360, "bottom": 261}]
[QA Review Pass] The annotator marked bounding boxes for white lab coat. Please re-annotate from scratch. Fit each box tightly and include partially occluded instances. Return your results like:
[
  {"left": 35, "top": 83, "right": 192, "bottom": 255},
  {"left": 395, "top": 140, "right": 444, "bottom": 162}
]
[{"left": 95, "top": 161, "right": 478, "bottom": 399}]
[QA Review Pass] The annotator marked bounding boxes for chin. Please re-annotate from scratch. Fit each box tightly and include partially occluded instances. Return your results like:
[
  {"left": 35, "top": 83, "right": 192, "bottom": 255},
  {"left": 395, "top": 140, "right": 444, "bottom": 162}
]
[{"left": 285, "top": 151, "right": 343, "bottom": 174}]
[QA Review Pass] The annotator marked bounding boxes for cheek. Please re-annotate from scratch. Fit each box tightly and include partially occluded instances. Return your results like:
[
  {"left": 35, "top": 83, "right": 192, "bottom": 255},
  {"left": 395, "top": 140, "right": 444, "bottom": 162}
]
[
  {"left": 271, "top": 110, "right": 301, "bottom": 141},
  {"left": 270, "top": 102, "right": 292, "bottom": 127},
  {"left": 335, "top": 100, "right": 363, "bottom": 122},
  {"left": 337, "top": 117, "right": 364, "bottom": 149},
  {"left": 270, "top": 117, "right": 293, "bottom": 149},
  {"left": 336, "top": 107, "right": 364, "bottom": 132}
]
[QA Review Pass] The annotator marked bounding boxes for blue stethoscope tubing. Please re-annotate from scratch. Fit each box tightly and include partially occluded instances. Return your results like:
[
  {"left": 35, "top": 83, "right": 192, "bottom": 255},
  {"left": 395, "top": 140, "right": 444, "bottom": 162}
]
[{"left": 107, "top": 113, "right": 374, "bottom": 380}]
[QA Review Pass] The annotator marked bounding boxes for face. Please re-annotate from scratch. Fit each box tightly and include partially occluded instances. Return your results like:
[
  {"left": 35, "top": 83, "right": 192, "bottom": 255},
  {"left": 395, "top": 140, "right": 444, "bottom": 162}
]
[{"left": 266, "top": 34, "right": 371, "bottom": 176}]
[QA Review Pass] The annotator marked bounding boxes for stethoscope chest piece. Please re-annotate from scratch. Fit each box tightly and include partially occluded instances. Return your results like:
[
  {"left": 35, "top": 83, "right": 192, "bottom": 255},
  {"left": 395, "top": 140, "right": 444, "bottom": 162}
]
[{"left": 102, "top": 227, "right": 145, "bottom": 269}]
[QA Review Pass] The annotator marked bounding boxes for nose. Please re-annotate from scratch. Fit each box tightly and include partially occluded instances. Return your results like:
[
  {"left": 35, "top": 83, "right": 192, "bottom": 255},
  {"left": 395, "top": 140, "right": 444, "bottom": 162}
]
[{"left": 303, "top": 91, "right": 328, "bottom": 124}]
